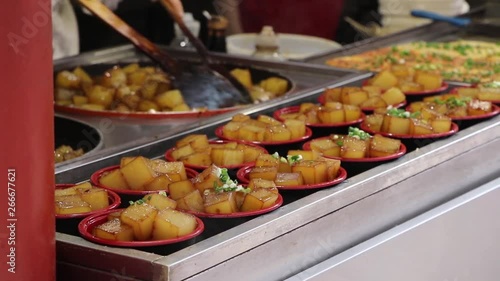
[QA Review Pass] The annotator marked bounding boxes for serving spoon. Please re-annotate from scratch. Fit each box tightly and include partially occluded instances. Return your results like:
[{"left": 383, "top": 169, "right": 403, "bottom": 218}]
[{"left": 78, "top": 0, "right": 252, "bottom": 109}]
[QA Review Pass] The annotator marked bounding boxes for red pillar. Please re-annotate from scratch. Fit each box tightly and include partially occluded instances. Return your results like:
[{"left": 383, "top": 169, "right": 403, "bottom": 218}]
[{"left": 0, "top": 0, "right": 55, "bottom": 280}]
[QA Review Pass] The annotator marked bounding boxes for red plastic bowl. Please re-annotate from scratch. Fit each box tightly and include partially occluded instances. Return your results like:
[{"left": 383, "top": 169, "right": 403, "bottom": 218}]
[
  {"left": 236, "top": 166, "right": 347, "bottom": 191},
  {"left": 54, "top": 103, "right": 244, "bottom": 119},
  {"left": 182, "top": 194, "right": 283, "bottom": 218},
  {"left": 215, "top": 126, "right": 313, "bottom": 146},
  {"left": 302, "top": 137, "right": 407, "bottom": 162},
  {"left": 78, "top": 208, "right": 204, "bottom": 247},
  {"left": 273, "top": 106, "right": 365, "bottom": 128},
  {"left": 165, "top": 140, "right": 268, "bottom": 170},
  {"left": 55, "top": 184, "right": 121, "bottom": 219},
  {"left": 359, "top": 121, "right": 459, "bottom": 139},
  {"left": 90, "top": 165, "right": 199, "bottom": 196},
  {"left": 362, "top": 80, "right": 449, "bottom": 96},
  {"left": 450, "top": 86, "right": 500, "bottom": 105},
  {"left": 406, "top": 103, "right": 500, "bottom": 121},
  {"left": 317, "top": 93, "right": 407, "bottom": 112}
]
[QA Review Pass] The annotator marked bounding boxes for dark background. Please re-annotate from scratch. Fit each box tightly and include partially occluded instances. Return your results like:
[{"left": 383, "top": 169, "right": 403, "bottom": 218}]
[{"left": 74, "top": 0, "right": 489, "bottom": 53}]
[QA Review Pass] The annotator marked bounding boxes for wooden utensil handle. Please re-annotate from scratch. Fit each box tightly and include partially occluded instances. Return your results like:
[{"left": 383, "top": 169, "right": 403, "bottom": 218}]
[{"left": 78, "top": 0, "right": 179, "bottom": 73}]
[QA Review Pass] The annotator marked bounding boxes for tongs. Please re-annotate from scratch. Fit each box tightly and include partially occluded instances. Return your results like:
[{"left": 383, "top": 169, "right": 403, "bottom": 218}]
[{"left": 78, "top": 0, "right": 251, "bottom": 109}]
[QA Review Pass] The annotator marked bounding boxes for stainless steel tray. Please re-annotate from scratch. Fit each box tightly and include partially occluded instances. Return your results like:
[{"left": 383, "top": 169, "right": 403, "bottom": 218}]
[
  {"left": 54, "top": 45, "right": 363, "bottom": 175},
  {"left": 304, "top": 4, "right": 500, "bottom": 65},
  {"left": 55, "top": 68, "right": 500, "bottom": 280}
]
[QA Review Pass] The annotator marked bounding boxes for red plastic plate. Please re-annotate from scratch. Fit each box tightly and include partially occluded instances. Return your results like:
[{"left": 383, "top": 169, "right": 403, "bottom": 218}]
[
  {"left": 215, "top": 126, "right": 313, "bottom": 146},
  {"left": 237, "top": 166, "right": 347, "bottom": 191},
  {"left": 78, "top": 209, "right": 204, "bottom": 247},
  {"left": 165, "top": 140, "right": 268, "bottom": 170},
  {"left": 91, "top": 165, "right": 199, "bottom": 196},
  {"left": 302, "top": 136, "right": 407, "bottom": 162},
  {"left": 273, "top": 106, "right": 364, "bottom": 128},
  {"left": 182, "top": 194, "right": 283, "bottom": 218},
  {"left": 359, "top": 121, "right": 459, "bottom": 139},
  {"left": 55, "top": 184, "right": 121, "bottom": 219}
]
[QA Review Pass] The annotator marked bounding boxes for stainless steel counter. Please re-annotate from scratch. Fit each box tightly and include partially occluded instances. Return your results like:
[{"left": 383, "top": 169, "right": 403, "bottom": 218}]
[{"left": 287, "top": 176, "right": 500, "bottom": 281}]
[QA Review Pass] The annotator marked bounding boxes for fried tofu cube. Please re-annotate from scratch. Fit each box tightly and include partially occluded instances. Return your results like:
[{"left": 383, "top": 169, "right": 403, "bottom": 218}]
[
  {"left": 239, "top": 125, "right": 265, "bottom": 142},
  {"left": 120, "top": 203, "right": 158, "bottom": 241},
  {"left": 264, "top": 125, "right": 292, "bottom": 142},
  {"left": 143, "top": 193, "right": 177, "bottom": 211},
  {"left": 344, "top": 104, "right": 363, "bottom": 121},
  {"left": 255, "top": 154, "right": 280, "bottom": 168},
  {"left": 259, "top": 77, "right": 288, "bottom": 95},
  {"left": 342, "top": 90, "right": 369, "bottom": 106},
  {"left": 381, "top": 87, "right": 406, "bottom": 105},
  {"left": 360, "top": 97, "right": 388, "bottom": 108},
  {"left": 55, "top": 196, "right": 92, "bottom": 215},
  {"left": 292, "top": 160, "right": 327, "bottom": 184},
  {"left": 240, "top": 189, "right": 279, "bottom": 212},
  {"left": 257, "top": 115, "right": 282, "bottom": 125},
  {"left": 120, "top": 156, "right": 157, "bottom": 190},
  {"left": 155, "top": 90, "right": 185, "bottom": 109},
  {"left": 144, "top": 175, "right": 173, "bottom": 191},
  {"left": 370, "top": 71, "right": 399, "bottom": 90},
  {"left": 175, "top": 134, "right": 210, "bottom": 150},
  {"left": 248, "top": 166, "right": 278, "bottom": 181},
  {"left": 211, "top": 147, "right": 245, "bottom": 166},
  {"left": 283, "top": 119, "right": 307, "bottom": 139},
  {"left": 99, "top": 169, "right": 130, "bottom": 190},
  {"left": 80, "top": 188, "right": 109, "bottom": 211},
  {"left": 238, "top": 144, "right": 265, "bottom": 163},
  {"left": 230, "top": 68, "right": 253, "bottom": 89},
  {"left": 55, "top": 186, "right": 79, "bottom": 197},
  {"left": 321, "top": 158, "right": 341, "bottom": 181},
  {"left": 203, "top": 191, "right": 238, "bottom": 214},
  {"left": 191, "top": 165, "right": 223, "bottom": 193},
  {"left": 340, "top": 136, "right": 369, "bottom": 159},
  {"left": 171, "top": 144, "right": 196, "bottom": 160},
  {"left": 414, "top": 71, "right": 443, "bottom": 90},
  {"left": 364, "top": 114, "right": 384, "bottom": 132},
  {"left": 431, "top": 116, "right": 452, "bottom": 133},
  {"left": 275, "top": 172, "right": 304, "bottom": 186},
  {"left": 148, "top": 160, "right": 187, "bottom": 181},
  {"left": 382, "top": 115, "right": 411, "bottom": 135},
  {"left": 323, "top": 88, "right": 342, "bottom": 102},
  {"left": 369, "top": 134, "right": 401, "bottom": 157},
  {"left": 176, "top": 190, "right": 204, "bottom": 212},
  {"left": 317, "top": 106, "right": 345, "bottom": 123},
  {"left": 181, "top": 151, "right": 212, "bottom": 167},
  {"left": 247, "top": 178, "right": 278, "bottom": 192},
  {"left": 309, "top": 139, "right": 341, "bottom": 158},
  {"left": 93, "top": 218, "right": 134, "bottom": 241},
  {"left": 410, "top": 119, "right": 434, "bottom": 135},
  {"left": 168, "top": 179, "right": 196, "bottom": 200},
  {"left": 152, "top": 209, "right": 197, "bottom": 239},
  {"left": 288, "top": 150, "right": 321, "bottom": 161}
]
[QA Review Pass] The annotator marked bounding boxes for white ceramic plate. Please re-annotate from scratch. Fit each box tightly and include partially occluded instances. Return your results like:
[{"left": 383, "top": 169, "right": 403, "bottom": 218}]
[{"left": 227, "top": 33, "right": 342, "bottom": 60}]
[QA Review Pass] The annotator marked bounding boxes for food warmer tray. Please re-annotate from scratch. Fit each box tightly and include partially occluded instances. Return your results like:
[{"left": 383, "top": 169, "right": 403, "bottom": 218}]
[
  {"left": 54, "top": 45, "right": 362, "bottom": 174},
  {"left": 56, "top": 71, "right": 500, "bottom": 280},
  {"left": 303, "top": 3, "right": 500, "bottom": 65}
]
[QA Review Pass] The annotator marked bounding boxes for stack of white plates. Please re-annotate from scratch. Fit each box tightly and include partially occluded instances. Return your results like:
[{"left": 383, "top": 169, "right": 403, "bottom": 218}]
[{"left": 378, "top": 0, "right": 470, "bottom": 34}]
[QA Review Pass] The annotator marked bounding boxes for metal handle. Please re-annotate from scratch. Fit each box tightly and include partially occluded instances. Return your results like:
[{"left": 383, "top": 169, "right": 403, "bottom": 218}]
[{"left": 411, "top": 10, "right": 471, "bottom": 27}]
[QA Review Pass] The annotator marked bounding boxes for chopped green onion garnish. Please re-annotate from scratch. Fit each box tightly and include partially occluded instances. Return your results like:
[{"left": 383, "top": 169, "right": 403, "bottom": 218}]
[{"left": 347, "top": 127, "right": 371, "bottom": 140}]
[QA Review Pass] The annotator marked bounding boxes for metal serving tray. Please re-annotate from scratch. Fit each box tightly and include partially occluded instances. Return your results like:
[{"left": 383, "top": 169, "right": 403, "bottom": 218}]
[
  {"left": 304, "top": 4, "right": 500, "bottom": 65},
  {"left": 55, "top": 67, "right": 500, "bottom": 280},
  {"left": 54, "top": 45, "right": 362, "bottom": 175}
]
